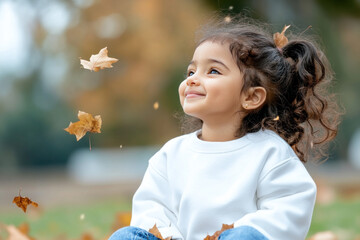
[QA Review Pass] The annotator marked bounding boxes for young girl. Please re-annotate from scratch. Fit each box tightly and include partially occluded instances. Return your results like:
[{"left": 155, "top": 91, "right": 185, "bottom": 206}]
[{"left": 109, "top": 16, "right": 340, "bottom": 240}]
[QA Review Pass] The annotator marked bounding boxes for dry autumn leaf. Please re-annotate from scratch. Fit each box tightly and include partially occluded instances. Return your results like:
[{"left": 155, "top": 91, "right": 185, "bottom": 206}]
[
  {"left": 149, "top": 224, "right": 172, "bottom": 240},
  {"left": 12, "top": 194, "right": 38, "bottom": 213},
  {"left": 64, "top": 111, "right": 102, "bottom": 141},
  {"left": 203, "top": 223, "right": 234, "bottom": 240},
  {"left": 80, "top": 47, "right": 118, "bottom": 72},
  {"left": 273, "top": 25, "right": 291, "bottom": 48}
]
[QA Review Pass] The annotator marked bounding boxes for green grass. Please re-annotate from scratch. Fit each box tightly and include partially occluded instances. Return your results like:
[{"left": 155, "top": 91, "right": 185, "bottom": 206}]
[
  {"left": 0, "top": 198, "right": 132, "bottom": 240},
  {"left": 1, "top": 197, "right": 359, "bottom": 239},
  {"left": 308, "top": 198, "right": 360, "bottom": 239}
]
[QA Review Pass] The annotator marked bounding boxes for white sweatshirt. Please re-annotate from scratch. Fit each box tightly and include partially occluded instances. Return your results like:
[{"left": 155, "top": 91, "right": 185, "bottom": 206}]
[{"left": 130, "top": 130, "right": 317, "bottom": 240}]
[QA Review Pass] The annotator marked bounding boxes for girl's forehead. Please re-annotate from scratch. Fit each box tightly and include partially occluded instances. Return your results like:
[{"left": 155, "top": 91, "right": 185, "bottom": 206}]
[
  {"left": 194, "top": 40, "right": 231, "bottom": 55},
  {"left": 192, "top": 41, "right": 233, "bottom": 62}
]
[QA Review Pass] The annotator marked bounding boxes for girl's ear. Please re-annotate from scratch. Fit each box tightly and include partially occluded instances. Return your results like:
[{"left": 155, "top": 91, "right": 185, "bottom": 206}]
[{"left": 241, "top": 87, "right": 267, "bottom": 110}]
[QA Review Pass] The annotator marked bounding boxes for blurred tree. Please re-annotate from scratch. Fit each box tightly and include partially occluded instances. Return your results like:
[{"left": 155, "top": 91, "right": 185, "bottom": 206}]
[{"left": 0, "top": 0, "right": 359, "bottom": 168}]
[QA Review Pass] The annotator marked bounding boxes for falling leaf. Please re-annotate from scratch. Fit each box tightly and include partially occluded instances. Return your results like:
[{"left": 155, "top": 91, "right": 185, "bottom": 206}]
[
  {"left": 80, "top": 47, "right": 118, "bottom": 72},
  {"left": 273, "top": 116, "right": 279, "bottom": 121},
  {"left": 12, "top": 193, "right": 38, "bottom": 213},
  {"left": 153, "top": 102, "right": 159, "bottom": 110},
  {"left": 203, "top": 223, "right": 234, "bottom": 240},
  {"left": 273, "top": 25, "right": 291, "bottom": 48},
  {"left": 149, "top": 224, "right": 172, "bottom": 240},
  {"left": 224, "top": 16, "right": 231, "bottom": 23},
  {"left": 64, "top": 111, "right": 102, "bottom": 141}
]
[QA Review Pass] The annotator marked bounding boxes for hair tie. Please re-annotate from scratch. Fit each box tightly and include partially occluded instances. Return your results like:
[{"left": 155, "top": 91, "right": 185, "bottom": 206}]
[{"left": 273, "top": 25, "right": 291, "bottom": 49}]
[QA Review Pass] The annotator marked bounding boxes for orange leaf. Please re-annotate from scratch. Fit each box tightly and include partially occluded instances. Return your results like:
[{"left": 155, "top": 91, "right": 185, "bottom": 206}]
[
  {"left": 203, "top": 223, "right": 234, "bottom": 240},
  {"left": 80, "top": 47, "right": 118, "bottom": 72},
  {"left": 12, "top": 194, "right": 38, "bottom": 213},
  {"left": 148, "top": 224, "right": 172, "bottom": 240},
  {"left": 80, "top": 233, "right": 94, "bottom": 240},
  {"left": 111, "top": 212, "right": 132, "bottom": 231},
  {"left": 273, "top": 25, "right": 290, "bottom": 48},
  {"left": 64, "top": 111, "right": 102, "bottom": 141},
  {"left": 4, "top": 225, "right": 31, "bottom": 240}
]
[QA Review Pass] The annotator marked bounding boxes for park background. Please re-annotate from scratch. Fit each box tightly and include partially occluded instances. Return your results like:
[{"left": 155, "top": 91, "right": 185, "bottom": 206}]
[{"left": 0, "top": 0, "right": 359, "bottom": 239}]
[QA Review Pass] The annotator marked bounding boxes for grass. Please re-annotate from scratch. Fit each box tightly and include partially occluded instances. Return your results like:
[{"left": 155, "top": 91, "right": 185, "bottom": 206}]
[
  {"left": 0, "top": 198, "right": 132, "bottom": 240},
  {"left": 1, "top": 197, "right": 359, "bottom": 240},
  {"left": 308, "top": 197, "right": 360, "bottom": 239}
]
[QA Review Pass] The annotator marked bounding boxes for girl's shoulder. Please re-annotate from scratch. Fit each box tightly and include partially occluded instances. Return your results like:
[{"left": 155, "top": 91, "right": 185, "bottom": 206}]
[{"left": 247, "top": 129, "right": 299, "bottom": 160}]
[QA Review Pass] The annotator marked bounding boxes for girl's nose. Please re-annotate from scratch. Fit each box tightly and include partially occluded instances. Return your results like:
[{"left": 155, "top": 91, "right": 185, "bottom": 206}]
[{"left": 186, "top": 76, "right": 200, "bottom": 86}]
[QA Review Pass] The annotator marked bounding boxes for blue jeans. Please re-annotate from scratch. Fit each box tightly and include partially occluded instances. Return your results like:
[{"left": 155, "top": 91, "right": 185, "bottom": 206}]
[{"left": 108, "top": 226, "right": 268, "bottom": 240}]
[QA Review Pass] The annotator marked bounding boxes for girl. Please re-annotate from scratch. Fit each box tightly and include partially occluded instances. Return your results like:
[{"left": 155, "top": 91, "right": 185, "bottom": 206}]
[{"left": 109, "top": 16, "right": 340, "bottom": 240}]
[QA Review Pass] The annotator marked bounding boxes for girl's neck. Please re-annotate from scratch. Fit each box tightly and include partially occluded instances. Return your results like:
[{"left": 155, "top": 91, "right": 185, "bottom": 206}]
[{"left": 200, "top": 122, "right": 239, "bottom": 142}]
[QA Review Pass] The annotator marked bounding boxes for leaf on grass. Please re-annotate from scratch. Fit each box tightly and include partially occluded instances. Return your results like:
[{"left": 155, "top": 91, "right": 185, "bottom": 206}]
[
  {"left": 203, "top": 223, "right": 234, "bottom": 240},
  {"left": 273, "top": 25, "right": 290, "bottom": 48},
  {"left": 149, "top": 224, "right": 172, "bottom": 240},
  {"left": 308, "top": 231, "right": 338, "bottom": 240},
  {"left": 12, "top": 194, "right": 38, "bottom": 213},
  {"left": 4, "top": 225, "right": 31, "bottom": 240},
  {"left": 64, "top": 111, "right": 102, "bottom": 141},
  {"left": 111, "top": 212, "right": 132, "bottom": 231},
  {"left": 80, "top": 47, "right": 118, "bottom": 72},
  {"left": 80, "top": 233, "right": 94, "bottom": 240}
]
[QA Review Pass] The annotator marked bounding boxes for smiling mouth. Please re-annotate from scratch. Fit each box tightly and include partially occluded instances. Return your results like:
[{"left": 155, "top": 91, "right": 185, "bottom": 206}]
[{"left": 186, "top": 93, "right": 206, "bottom": 98}]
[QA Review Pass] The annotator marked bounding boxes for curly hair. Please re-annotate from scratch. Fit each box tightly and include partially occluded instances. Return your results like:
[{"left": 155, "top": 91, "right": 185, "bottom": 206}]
[{"left": 180, "top": 16, "right": 341, "bottom": 163}]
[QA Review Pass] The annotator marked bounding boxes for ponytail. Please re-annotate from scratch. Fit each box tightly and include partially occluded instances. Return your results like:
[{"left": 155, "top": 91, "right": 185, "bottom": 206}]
[{"left": 279, "top": 40, "right": 339, "bottom": 161}]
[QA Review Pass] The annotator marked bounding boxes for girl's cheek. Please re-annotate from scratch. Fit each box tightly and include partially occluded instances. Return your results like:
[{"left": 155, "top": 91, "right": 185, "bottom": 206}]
[{"left": 178, "top": 80, "right": 187, "bottom": 106}]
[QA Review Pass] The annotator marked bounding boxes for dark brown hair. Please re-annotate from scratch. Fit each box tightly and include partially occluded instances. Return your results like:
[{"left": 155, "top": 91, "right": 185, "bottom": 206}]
[{"left": 181, "top": 15, "right": 341, "bottom": 163}]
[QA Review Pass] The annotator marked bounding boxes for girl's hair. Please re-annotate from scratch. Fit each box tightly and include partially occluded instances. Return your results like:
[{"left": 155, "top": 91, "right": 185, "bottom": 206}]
[{"left": 180, "top": 15, "right": 341, "bottom": 163}]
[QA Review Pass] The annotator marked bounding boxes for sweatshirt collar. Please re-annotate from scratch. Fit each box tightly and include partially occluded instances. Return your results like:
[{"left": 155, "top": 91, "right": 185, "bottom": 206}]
[{"left": 187, "top": 129, "right": 252, "bottom": 153}]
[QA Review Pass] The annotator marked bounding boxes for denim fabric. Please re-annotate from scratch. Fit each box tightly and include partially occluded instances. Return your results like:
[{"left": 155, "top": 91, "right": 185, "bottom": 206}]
[
  {"left": 219, "top": 226, "right": 269, "bottom": 240},
  {"left": 108, "top": 225, "right": 268, "bottom": 240},
  {"left": 108, "top": 226, "right": 161, "bottom": 240}
]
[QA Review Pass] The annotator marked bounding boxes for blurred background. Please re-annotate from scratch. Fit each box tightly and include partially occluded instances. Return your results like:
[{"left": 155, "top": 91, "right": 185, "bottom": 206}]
[{"left": 0, "top": 0, "right": 359, "bottom": 239}]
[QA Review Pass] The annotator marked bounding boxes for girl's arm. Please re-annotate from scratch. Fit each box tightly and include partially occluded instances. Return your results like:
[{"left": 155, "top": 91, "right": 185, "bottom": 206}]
[
  {"left": 130, "top": 151, "right": 184, "bottom": 240},
  {"left": 234, "top": 158, "right": 317, "bottom": 240}
]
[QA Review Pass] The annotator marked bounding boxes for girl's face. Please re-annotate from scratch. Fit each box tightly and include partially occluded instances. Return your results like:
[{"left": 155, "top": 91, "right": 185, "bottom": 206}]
[{"left": 179, "top": 41, "right": 244, "bottom": 123}]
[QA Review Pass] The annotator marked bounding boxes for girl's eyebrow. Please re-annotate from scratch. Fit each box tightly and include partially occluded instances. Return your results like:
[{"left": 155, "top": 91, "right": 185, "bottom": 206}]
[{"left": 188, "top": 58, "right": 230, "bottom": 71}]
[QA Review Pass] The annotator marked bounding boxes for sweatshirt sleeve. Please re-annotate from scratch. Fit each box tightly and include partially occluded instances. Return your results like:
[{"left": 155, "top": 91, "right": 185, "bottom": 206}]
[
  {"left": 130, "top": 150, "right": 184, "bottom": 240},
  {"left": 234, "top": 158, "right": 317, "bottom": 240}
]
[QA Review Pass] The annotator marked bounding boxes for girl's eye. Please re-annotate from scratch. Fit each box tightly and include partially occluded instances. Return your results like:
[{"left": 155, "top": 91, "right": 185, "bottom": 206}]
[
  {"left": 187, "top": 71, "right": 194, "bottom": 77},
  {"left": 209, "top": 69, "right": 220, "bottom": 74}
]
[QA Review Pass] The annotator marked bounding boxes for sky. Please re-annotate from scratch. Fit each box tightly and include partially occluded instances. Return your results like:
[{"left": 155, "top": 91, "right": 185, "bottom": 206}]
[{"left": 0, "top": 1, "right": 27, "bottom": 74}]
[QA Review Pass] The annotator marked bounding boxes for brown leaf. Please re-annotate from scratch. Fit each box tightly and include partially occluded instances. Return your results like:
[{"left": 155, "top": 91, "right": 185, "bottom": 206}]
[
  {"left": 273, "top": 25, "right": 291, "bottom": 48},
  {"left": 12, "top": 194, "right": 38, "bottom": 213},
  {"left": 80, "top": 47, "right": 118, "bottom": 72},
  {"left": 203, "top": 223, "right": 234, "bottom": 240},
  {"left": 80, "top": 233, "right": 94, "bottom": 240},
  {"left": 148, "top": 224, "right": 172, "bottom": 240},
  {"left": 64, "top": 111, "right": 102, "bottom": 141}
]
